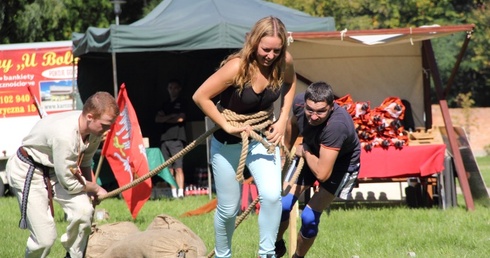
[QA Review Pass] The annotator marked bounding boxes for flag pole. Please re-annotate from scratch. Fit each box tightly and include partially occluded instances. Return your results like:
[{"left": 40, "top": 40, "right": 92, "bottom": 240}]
[
  {"left": 95, "top": 118, "right": 114, "bottom": 182},
  {"left": 27, "top": 86, "right": 47, "bottom": 118},
  {"left": 94, "top": 154, "right": 105, "bottom": 182}
]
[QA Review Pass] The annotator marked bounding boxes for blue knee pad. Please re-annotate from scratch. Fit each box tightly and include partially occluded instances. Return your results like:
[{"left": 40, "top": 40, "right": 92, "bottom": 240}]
[
  {"left": 300, "top": 206, "right": 322, "bottom": 238},
  {"left": 281, "top": 193, "right": 298, "bottom": 222}
]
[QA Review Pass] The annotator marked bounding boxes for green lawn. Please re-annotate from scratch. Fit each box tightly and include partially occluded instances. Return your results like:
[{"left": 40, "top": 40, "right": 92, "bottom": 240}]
[
  {"left": 1, "top": 156, "right": 489, "bottom": 258},
  {"left": 477, "top": 155, "right": 490, "bottom": 187}
]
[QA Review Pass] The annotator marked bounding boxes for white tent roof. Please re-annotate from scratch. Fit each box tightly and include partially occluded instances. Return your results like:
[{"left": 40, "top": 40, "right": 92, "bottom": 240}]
[{"left": 287, "top": 24, "right": 474, "bottom": 127}]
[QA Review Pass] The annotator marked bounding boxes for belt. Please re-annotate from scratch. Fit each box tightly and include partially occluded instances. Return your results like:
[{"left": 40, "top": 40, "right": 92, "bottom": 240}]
[
  {"left": 16, "top": 147, "right": 54, "bottom": 229},
  {"left": 18, "top": 147, "right": 29, "bottom": 160},
  {"left": 214, "top": 129, "right": 268, "bottom": 144}
]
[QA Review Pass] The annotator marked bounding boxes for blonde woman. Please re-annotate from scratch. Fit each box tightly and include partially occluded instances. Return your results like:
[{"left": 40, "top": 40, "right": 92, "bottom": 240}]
[{"left": 193, "top": 16, "right": 296, "bottom": 258}]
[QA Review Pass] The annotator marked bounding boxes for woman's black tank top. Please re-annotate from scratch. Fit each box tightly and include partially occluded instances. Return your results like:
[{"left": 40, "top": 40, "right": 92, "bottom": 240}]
[{"left": 214, "top": 85, "right": 280, "bottom": 144}]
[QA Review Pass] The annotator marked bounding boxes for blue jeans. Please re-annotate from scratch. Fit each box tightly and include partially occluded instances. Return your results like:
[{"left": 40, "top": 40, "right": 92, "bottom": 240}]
[{"left": 211, "top": 136, "right": 282, "bottom": 258}]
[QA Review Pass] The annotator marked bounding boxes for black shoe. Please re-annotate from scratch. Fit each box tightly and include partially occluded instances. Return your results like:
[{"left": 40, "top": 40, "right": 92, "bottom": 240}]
[
  {"left": 64, "top": 252, "right": 71, "bottom": 258},
  {"left": 275, "top": 239, "right": 286, "bottom": 258}
]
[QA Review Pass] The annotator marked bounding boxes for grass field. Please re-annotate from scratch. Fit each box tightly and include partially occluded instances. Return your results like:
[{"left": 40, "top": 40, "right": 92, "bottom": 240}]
[
  {"left": 1, "top": 156, "right": 489, "bottom": 258},
  {"left": 477, "top": 155, "right": 490, "bottom": 187}
]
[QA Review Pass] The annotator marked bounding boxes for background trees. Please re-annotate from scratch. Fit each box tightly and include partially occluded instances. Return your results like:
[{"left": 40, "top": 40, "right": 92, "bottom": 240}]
[
  {"left": 271, "top": 0, "right": 489, "bottom": 107},
  {"left": 1, "top": 0, "right": 487, "bottom": 106}
]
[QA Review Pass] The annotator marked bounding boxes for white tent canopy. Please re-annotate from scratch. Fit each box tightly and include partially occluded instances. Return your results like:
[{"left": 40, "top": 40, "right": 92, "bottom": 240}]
[{"left": 286, "top": 24, "right": 474, "bottom": 128}]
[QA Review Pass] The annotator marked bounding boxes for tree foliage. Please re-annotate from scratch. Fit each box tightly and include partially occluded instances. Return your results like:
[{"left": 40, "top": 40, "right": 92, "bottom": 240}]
[
  {"left": 1, "top": 0, "right": 488, "bottom": 106},
  {"left": 0, "top": 0, "right": 150, "bottom": 44},
  {"left": 272, "top": 0, "right": 489, "bottom": 107}
]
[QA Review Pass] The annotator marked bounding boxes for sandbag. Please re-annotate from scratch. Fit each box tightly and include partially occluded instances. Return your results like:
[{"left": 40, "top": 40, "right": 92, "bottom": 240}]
[
  {"left": 101, "top": 214, "right": 207, "bottom": 258},
  {"left": 86, "top": 221, "right": 140, "bottom": 258},
  {"left": 146, "top": 214, "right": 207, "bottom": 257},
  {"left": 102, "top": 230, "right": 200, "bottom": 258}
]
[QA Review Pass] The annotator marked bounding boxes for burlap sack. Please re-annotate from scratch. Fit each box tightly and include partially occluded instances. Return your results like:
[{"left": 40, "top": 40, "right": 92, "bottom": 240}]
[
  {"left": 102, "top": 229, "right": 200, "bottom": 258},
  {"left": 101, "top": 214, "right": 207, "bottom": 258},
  {"left": 146, "top": 214, "right": 207, "bottom": 257},
  {"left": 86, "top": 221, "right": 140, "bottom": 258}
]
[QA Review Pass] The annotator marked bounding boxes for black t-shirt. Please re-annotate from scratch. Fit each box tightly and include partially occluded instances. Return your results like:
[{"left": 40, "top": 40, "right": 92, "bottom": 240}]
[
  {"left": 214, "top": 85, "right": 281, "bottom": 144},
  {"left": 293, "top": 93, "right": 361, "bottom": 173},
  {"left": 160, "top": 95, "right": 187, "bottom": 142}
]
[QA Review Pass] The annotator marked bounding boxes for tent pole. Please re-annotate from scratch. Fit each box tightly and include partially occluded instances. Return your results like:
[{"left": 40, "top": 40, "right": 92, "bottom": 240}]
[
  {"left": 422, "top": 40, "right": 474, "bottom": 211},
  {"left": 422, "top": 49, "right": 432, "bottom": 129},
  {"left": 444, "top": 31, "right": 472, "bottom": 97},
  {"left": 296, "top": 73, "right": 312, "bottom": 86},
  {"left": 205, "top": 117, "right": 213, "bottom": 200},
  {"left": 112, "top": 51, "right": 118, "bottom": 97},
  {"left": 110, "top": 1, "right": 124, "bottom": 97},
  {"left": 72, "top": 58, "right": 76, "bottom": 110}
]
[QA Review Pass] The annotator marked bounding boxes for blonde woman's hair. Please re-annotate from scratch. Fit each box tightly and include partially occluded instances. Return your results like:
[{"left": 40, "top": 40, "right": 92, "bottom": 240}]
[{"left": 221, "top": 16, "right": 288, "bottom": 93}]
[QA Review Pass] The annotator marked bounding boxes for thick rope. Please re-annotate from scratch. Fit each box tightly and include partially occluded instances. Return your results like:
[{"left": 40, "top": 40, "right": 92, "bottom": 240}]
[
  {"left": 92, "top": 103, "right": 297, "bottom": 258},
  {"left": 283, "top": 156, "right": 304, "bottom": 195},
  {"left": 98, "top": 103, "right": 282, "bottom": 200},
  {"left": 289, "top": 157, "right": 304, "bottom": 187},
  {"left": 281, "top": 146, "right": 297, "bottom": 182},
  {"left": 99, "top": 126, "right": 219, "bottom": 200},
  {"left": 217, "top": 103, "right": 276, "bottom": 182}
]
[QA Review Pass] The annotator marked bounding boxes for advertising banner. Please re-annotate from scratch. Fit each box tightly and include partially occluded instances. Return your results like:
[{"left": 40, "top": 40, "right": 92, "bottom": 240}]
[
  {"left": 0, "top": 41, "right": 77, "bottom": 117},
  {"left": 0, "top": 41, "right": 77, "bottom": 157}
]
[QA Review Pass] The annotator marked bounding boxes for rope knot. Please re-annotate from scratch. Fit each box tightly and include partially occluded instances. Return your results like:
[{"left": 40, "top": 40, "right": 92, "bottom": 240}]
[{"left": 217, "top": 103, "right": 277, "bottom": 182}]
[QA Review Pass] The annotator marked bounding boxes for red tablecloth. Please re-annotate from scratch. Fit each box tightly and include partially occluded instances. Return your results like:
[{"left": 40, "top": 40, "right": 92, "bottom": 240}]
[{"left": 359, "top": 144, "right": 446, "bottom": 178}]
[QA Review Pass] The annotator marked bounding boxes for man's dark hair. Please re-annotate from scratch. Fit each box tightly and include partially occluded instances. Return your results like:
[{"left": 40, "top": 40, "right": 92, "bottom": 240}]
[
  {"left": 168, "top": 79, "right": 182, "bottom": 87},
  {"left": 304, "top": 81, "right": 335, "bottom": 105}
]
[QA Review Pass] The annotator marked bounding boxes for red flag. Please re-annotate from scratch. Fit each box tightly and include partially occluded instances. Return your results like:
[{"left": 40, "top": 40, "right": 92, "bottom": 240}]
[{"left": 101, "top": 83, "right": 152, "bottom": 219}]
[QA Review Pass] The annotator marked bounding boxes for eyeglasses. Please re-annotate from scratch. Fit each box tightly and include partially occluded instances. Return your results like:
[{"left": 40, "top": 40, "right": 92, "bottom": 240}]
[{"left": 304, "top": 106, "right": 330, "bottom": 116}]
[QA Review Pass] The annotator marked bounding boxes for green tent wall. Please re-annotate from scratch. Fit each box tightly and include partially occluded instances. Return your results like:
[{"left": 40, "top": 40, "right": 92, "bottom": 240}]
[
  {"left": 72, "top": 0, "right": 335, "bottom": 180},
  {"left": 73, "top": 0, "right": 334, "bottom": 144}
]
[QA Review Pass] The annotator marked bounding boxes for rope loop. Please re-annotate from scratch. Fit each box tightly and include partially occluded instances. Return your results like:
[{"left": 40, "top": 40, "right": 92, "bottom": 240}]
[{"left": 217, "top": 103, "right": 277, "bottom": 182}]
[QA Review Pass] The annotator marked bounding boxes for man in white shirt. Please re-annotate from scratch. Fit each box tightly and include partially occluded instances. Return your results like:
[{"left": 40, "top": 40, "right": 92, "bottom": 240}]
[{"left": 7, "top": 91, "right": 119, "bottom": 258}]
